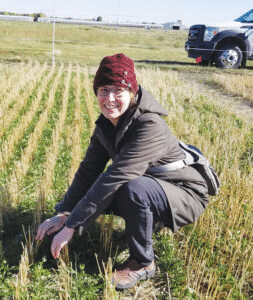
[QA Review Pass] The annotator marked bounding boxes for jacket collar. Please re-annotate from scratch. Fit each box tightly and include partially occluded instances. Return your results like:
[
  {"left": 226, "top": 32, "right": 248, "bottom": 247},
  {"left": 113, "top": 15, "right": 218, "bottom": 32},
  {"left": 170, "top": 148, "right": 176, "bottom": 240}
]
[
  {"left": 115, "top": 86, "right": 168, "bottom": 148},
  {"left": 95, "top": 85, "right": 168, "bottom": 151}
]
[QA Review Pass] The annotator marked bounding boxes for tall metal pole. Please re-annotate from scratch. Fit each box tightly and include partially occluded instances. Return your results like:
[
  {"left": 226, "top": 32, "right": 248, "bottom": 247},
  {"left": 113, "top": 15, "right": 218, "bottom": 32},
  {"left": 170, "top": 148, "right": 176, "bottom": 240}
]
[
  {"left": 52, "top": 0, "right": 56, "bottom": 66},
  {"left": 117, "top": 0, "right": 120, "bottom": 29}
]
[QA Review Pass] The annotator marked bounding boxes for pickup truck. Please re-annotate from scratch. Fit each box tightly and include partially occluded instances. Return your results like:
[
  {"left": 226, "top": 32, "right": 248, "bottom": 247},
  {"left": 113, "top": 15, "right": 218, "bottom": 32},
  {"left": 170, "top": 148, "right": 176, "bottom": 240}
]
[{"left": 185, "top": 9, "right": 253, "bottom": 68}]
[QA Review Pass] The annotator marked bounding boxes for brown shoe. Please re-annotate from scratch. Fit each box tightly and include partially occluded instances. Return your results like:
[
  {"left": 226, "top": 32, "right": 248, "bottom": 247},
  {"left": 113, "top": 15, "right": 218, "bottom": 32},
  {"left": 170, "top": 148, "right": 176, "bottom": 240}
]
[{"left": 112, "top": 258, "right": 156, "bottom": 290}]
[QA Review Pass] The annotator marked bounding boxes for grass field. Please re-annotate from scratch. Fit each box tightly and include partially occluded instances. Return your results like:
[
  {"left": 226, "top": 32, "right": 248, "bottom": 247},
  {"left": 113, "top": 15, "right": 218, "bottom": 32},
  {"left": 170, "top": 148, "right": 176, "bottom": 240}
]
[
  {"left": 0, "top": 20, "right": 252, "bottom": 299},
  {"left": 0, "top": 20, "right": 189, "bottom": 65}
]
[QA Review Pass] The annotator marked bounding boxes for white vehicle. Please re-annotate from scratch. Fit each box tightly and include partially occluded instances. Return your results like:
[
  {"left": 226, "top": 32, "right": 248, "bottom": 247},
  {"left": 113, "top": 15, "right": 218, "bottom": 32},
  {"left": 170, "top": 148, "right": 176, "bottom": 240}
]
[{"left": 185, "top": 9, "right": 253, "bottom": 68}]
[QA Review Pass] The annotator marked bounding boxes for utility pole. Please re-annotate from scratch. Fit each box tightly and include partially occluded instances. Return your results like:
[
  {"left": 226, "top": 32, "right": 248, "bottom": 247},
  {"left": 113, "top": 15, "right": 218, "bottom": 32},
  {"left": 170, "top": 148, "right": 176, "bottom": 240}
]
[
  {"left": 52, "top": 0, "right": 56, "bottom": 67},
  {"left": 117, "top": 0, "right": 120, "bottom": 29}
]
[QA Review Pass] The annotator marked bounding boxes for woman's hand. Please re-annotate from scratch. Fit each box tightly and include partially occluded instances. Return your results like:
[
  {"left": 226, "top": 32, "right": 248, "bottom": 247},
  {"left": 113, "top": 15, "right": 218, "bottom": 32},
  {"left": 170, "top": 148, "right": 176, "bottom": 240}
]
[
  {"left": 51, "top": 226, "right": 75, "bottom": 259},
  {"left": 35, "top": 214, "right": 68, "bottom": 241}
]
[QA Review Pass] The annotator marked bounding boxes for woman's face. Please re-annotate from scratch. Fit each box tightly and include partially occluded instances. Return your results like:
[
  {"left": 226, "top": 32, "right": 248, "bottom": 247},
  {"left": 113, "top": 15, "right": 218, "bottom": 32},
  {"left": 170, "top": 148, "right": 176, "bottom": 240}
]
[{"left": 97, "top": 85, "right": 132, "bottom": 125}]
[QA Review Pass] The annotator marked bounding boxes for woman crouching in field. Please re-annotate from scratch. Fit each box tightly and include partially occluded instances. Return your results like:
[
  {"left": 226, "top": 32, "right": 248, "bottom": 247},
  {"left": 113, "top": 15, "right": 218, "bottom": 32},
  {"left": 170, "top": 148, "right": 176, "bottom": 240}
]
[{"left": 36, "top": 53, "right": 209, "bottom": 290}]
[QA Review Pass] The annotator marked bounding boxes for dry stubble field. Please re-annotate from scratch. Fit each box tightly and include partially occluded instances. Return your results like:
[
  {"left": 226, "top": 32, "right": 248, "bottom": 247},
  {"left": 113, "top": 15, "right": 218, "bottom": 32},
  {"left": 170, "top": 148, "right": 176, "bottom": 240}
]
[{"left": 0, "top": 22, "right": 252, "bottom": 300}]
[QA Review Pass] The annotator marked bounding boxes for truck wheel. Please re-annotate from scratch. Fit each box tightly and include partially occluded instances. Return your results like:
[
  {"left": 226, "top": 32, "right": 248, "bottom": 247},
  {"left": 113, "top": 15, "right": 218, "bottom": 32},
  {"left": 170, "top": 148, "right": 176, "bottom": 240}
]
[
  {"left": 199, "top": 60, "right": 209, "bottom": 66},
  {"left": 215, "top": 44, "right": 242, "bottom": 69}
]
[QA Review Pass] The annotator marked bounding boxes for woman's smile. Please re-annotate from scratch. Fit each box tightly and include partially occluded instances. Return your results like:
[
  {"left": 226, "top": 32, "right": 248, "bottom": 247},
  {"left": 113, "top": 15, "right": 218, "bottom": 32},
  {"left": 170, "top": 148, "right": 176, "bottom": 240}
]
[
  {"left": 97, "top": 85, "right": 132, "bottom": 125},
  {"left": 104, "top": 103, "right": 120, "bottom": 109}
]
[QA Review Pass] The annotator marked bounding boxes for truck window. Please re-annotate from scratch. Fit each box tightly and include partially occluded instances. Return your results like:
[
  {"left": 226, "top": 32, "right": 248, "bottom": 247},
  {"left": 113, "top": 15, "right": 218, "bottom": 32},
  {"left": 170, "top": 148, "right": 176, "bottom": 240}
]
[{"left": 235, "top": 9, "right": 253, "bottom": 23}]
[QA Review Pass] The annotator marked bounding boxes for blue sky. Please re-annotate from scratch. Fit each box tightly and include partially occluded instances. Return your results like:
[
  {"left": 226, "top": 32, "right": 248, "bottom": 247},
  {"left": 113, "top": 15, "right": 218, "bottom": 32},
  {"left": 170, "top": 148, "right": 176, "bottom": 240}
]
[{"left": 2, "top": 0, "right": 253, "bottom": 25}]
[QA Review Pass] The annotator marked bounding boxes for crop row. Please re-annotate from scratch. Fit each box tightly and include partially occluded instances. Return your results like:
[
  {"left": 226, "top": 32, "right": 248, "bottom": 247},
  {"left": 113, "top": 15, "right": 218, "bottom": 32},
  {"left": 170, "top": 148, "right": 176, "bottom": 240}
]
[{"left": 0, "top": 62, "right": 252, "bottom": 298}]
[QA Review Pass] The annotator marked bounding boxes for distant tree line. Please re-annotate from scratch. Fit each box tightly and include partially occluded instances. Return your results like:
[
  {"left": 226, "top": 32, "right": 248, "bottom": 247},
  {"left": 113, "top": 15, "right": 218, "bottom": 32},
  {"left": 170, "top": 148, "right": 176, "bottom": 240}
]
[
  {"left": 0, "top": 11, "right": 103, "bottom": 22},
  {"left": 0, "top": 11, "right": 46, "bottom": 21}
]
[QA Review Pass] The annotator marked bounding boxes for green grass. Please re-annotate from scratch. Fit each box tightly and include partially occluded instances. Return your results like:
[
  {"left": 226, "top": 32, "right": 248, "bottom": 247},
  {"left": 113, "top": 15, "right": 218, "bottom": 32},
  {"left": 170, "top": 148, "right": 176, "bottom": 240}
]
[
  {"left": 1, "top": 19, "right": 253, "bottom": 72},
  {"left": 0, "top": 20, "right": 189, "bottom": 66}
]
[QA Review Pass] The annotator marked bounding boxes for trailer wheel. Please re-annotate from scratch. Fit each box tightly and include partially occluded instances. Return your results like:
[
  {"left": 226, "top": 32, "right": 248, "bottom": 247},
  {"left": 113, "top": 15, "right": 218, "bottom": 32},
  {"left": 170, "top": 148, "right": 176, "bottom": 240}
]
[{"left": 214, "top": 44, "right": 242, "bottom": 69}]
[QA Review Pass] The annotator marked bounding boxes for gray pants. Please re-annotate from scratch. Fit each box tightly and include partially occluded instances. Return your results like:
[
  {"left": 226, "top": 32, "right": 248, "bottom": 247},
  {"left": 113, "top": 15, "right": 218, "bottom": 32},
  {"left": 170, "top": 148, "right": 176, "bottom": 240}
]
[
  {"left": 108, "top": 175, "right": 207, "bottom": 265},
  {"left": 108, "top": 176, "right": 172, "bottom": 265}
]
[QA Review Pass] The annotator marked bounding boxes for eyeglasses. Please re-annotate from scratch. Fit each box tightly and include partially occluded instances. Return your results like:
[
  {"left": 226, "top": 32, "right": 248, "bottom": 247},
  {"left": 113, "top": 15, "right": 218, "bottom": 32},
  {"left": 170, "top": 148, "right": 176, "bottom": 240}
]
[{"left": 98, "top": 86, "right": 129, "bottom": 98}]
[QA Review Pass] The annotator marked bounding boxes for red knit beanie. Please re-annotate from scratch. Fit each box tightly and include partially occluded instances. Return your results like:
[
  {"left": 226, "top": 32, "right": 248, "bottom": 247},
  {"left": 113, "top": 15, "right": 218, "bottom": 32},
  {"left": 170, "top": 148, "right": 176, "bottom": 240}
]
[{"left": 93, "top": 53, "right": 138, "bottom": 96}]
